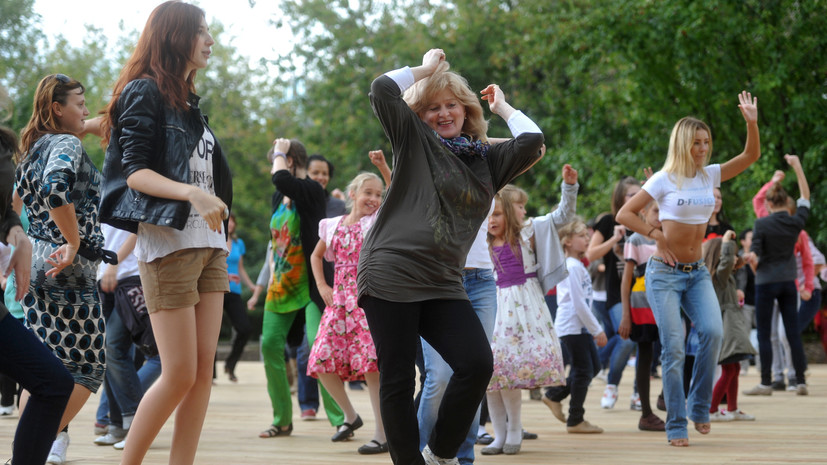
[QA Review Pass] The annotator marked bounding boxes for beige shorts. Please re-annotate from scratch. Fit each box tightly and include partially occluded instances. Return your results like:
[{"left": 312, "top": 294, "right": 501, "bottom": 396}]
[{"left": 138, "top": 248, "right": 229, "bottom": 313}]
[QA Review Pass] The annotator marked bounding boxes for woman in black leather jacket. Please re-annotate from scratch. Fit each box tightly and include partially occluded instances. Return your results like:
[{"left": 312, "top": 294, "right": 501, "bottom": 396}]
[{"left": 99, "top": 3, "right": 231, "bottom": 464}]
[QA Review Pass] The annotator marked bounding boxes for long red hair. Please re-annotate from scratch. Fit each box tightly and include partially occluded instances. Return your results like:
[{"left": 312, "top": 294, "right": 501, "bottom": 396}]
[{"left": 102, "top": 1, "right": 205, "bottom": 145}]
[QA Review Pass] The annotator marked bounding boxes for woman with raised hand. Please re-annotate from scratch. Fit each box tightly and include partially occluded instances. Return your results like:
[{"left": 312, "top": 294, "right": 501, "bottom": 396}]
[
  {"left": 617, "top": 91, "right": 759, "bottom": 447},
  {"left": 743, "top": 154, "right": 811, "bottom": 396},
  {"left": 357, "top": 48, "right": 544, "bottom": 465},
  {"left": 99, "top": 2, "right": 232, "bottom": 464}
]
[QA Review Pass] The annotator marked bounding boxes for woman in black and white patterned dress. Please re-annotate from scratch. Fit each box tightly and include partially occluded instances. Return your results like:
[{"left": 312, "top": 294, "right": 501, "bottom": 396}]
[{"left": 15, "top": 73, "right": 106, "bottom": 463}]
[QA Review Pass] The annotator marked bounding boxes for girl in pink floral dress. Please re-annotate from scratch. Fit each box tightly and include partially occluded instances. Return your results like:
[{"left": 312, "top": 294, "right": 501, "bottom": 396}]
[
  {"left": 309, "top": 171, "right": 387, "bottom": 454},
  {"left": 482, "top": 166, "right": 578, "bottom": 456}
]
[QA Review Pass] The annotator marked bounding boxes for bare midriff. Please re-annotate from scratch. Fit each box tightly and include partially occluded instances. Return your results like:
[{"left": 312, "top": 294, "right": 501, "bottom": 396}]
[{"left": 660, "top": 220, "right": 708, "bottom": 263}]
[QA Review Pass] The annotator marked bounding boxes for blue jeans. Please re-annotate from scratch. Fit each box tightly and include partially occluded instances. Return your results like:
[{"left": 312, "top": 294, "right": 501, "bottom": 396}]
[
  {"left": 417, "top": 268, "right": 497, "bottom": 464},
  {"left": 645, "top": 258, "right": 722, "bottom": 440},
  {"left": 592, "top": 300, "right": 614, "bottom": 368},
  {"left": 96, "top": 351, "right": 162, "bottom": 426},
  {"left": 0, "top": 312, "right": 74, "bottom": 465},
  {"left": 606, "top": 302, "right": 636, "bottom": 385},
  {"left": 100, "top": 294, "right": 143, "bottom": 426},
  {"left": 296, "top": 330, "right": 320, "bottom": 411}
]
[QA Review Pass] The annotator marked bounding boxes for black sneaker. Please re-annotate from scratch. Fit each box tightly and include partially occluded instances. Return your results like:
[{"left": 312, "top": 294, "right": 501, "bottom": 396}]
[{"left": 770, "top": 380, "right": 786, "bottom": 391}]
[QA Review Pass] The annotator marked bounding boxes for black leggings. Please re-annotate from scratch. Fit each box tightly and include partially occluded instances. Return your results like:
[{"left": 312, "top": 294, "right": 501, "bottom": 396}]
[
  {"left": 548, "top": 334, "right": 600, "bottom": 426},
  {"left": 362, "top": 296, "right": 493, "bottom": 465},
  {"left": 222, "top": 292, "right": 252, "bottom": 375}
]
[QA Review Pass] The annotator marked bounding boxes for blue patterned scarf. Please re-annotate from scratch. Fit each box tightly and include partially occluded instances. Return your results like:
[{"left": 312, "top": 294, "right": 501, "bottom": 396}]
[{"left": 435, "top": 132, "right": 490, "bottom": 159}]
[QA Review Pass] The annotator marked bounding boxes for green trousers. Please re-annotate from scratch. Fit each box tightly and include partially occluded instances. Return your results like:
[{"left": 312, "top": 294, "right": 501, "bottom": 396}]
[{"left": 261, "top": 303, "right": 343, "bottom": 427}]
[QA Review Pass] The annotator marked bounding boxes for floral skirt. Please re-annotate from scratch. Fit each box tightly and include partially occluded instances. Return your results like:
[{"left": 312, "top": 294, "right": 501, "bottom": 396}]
[{"left": 488, "top": 277, "right": 565, "bottom": 390}]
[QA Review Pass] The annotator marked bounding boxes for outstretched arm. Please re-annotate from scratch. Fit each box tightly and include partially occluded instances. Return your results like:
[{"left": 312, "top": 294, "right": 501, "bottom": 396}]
[{"left": 721, "top": 91, "right": 760, "bottom": 181}]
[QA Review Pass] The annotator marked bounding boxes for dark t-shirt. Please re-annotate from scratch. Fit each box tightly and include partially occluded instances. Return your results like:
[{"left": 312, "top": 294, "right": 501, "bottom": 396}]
[
  {"left": 357, "top": 75, "right": 543, "bottom": 303},
  {"left": 595, "top": 214, "right": 626, "bottom": 308}
]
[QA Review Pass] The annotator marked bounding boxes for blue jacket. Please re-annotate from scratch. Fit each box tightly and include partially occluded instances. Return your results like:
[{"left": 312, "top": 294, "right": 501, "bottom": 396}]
[{"left": 100, "top": 79, "right": 232, "bottom": 235}]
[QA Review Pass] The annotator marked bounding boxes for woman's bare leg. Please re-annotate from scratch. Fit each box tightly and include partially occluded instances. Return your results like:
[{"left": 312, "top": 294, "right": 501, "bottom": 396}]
[
  {"left": 120, "top": 303, "right": 202, "bottom": 465},
  {"left": 364, "top": 372, "right": 386, "bottom": 443},
  {"left": 168, "top": 292, "right": 224, "bottom": 464},
  {"left": 317, "top": 373, "right": 358, "bottom": 426}
]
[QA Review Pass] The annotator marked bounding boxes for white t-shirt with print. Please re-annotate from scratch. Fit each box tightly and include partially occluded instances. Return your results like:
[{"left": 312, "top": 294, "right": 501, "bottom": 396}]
[{"left": 135, "top": 127, "right": 227, "bottom": 262}]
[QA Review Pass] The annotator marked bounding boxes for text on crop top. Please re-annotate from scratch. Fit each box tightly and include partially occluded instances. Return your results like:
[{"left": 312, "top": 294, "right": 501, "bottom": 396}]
[{"left": 641, "top": 164, "right": 720, "bottom": 225}]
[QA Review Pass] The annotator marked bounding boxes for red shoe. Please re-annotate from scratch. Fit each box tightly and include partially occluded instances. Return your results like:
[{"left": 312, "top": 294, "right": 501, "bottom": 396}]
[{"left": 301, "top": 409, "right": 317, "bottom": 421}]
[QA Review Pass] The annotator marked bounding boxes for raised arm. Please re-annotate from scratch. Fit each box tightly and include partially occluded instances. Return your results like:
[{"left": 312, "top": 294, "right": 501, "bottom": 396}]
[
  {"left": 753, "top": 170, "right": 783, "bottom": 218},
  {"left": 369, "top": 150, "right": 392, "bottom": 187},
  {"left": 785, "top": 154, "right": 809, "bottom": 201},
  {"left": 552, "top": 164, "right": 579, "bottom": 227},
  {"left": 721, "top": 91, "right": 760, "bottom": 182}
]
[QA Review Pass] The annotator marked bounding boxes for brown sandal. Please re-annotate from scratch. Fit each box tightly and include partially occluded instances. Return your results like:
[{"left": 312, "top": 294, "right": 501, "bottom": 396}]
[{"left": 259, "top": 423, "right": 293, "bottom": 438}]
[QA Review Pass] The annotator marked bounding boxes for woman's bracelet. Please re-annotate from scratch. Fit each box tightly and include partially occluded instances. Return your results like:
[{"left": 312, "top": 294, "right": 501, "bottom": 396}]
[
  {"left": 647, "top": 226, "right": 657, "bottom": 238},
  {"left": 272, "top": 151, "right": 287, "bottom": 162}
]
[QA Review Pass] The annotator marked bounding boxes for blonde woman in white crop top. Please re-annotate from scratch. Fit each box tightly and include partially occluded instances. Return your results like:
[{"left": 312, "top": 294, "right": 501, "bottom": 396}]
[{"left": 616, "top": 91, "right": 759, "bottom": 447}]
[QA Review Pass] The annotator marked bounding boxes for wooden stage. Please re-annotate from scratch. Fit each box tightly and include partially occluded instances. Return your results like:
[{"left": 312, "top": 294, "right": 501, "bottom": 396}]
[{"left": 2, "top": 361, "right": 826, "bottom": 464}]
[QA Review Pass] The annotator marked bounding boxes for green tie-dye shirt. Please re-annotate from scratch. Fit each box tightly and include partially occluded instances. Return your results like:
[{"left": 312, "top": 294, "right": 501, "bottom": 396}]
[{"left": 264, "top": 202, "right": 309, "bottom": 313}]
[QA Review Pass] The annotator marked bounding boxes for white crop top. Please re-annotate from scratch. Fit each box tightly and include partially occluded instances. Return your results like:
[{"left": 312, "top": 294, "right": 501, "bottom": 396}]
[{"left": 642, "top": 164, "right": 720, "bottom": 225}]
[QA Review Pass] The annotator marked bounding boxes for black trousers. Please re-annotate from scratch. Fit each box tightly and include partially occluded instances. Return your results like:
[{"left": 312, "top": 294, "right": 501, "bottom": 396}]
[
  {"left": 222, "top": 292, "right": 252, "bottom": 375},
  {"left": 548, "top": 333, "right": 600, "bottom": 426},
  {"left": 362, "top": 296, "right": 493, "bottom": 465}
]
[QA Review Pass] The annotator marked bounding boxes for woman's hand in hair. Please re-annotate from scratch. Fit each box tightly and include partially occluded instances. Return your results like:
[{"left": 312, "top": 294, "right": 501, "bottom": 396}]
[
  {"left": 771, "top": 170, "right": 785, "bottom": 184},
  {"left": 722, "top": 230, "right": 736, "bottom": 242},
  {"left": 188, "top": 188, "right": 227, "bottom": 233},
  {"left": 737, "top": 91, "right": 758, "bottom": 124},
  {"left": 411, "top": 49, "right": 445, "bottom": 82},
  {"left": 480, "top": 84, "right": 515, "bottom": 120}
]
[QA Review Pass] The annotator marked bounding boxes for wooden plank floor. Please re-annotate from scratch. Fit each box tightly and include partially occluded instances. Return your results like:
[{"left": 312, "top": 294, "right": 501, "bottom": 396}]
[{"left": 2, "top": 361, "right": 826, "bottom": 464}]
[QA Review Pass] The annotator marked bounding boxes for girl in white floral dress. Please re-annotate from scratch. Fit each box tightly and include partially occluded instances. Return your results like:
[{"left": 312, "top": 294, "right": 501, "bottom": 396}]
[{"left": 482, "top": 165, "right": 578, "bottom": 455}]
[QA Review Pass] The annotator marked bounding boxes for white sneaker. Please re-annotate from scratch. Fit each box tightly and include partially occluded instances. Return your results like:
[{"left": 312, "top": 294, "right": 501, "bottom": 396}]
[
  {"left": 786, "top": 383, "right": 798, "bottom": 392},
  {"left": 46, "top": 431, "right": 70, "bottom": 465},
  {"left": 600, "top": 385, "right": 618, "bottom": 409},
  {"left": 422, "top": 445, "right": 459, "bottom": 465},
  {"left": 94, "top": 432, "right": 126, "bottom": 445},
  {"left": 113, "top": 439, "right": 126, "bottom": 450},
  {"left": 728, "top": 409, "right": 756, "bottom": 421},
  {"left": 594, "top": 368, "right": 608, "bottom": 383},
  {"left": 709, "top": 409, "right": 734, "bottom": 422},
  {"left": 0, "top": 405, "right": 13, "bottom": 416},
  {"left": 629, "top": 392, "right": 641, "bottom": 411}
]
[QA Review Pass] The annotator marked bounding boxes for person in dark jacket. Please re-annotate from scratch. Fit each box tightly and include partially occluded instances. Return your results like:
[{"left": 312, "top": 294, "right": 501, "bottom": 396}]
[
  {"left": 99, "top": 3, "right": 231, "bottom": 464},
  {"left": 357, "top": 49, "right": 544, "bottom": 465},
  {"left": 743, "top": 154, "right": 811, "bottom": 396}
]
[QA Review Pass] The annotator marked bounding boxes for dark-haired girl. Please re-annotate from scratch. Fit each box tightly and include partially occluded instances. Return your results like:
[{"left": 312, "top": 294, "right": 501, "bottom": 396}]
[{"left": 99, "top": 2, "right": 232, "bottom": 463}]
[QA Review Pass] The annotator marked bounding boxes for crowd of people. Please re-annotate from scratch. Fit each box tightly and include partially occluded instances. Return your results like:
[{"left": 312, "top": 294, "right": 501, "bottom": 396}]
[{"left": 0, "top": 1, "right": 824, "bottom": 465}]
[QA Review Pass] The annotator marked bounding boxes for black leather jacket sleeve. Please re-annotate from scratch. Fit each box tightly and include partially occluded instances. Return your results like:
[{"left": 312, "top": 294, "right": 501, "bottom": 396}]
[{"left": 118, "top": 79, "right": 164, "bottom": 178}]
